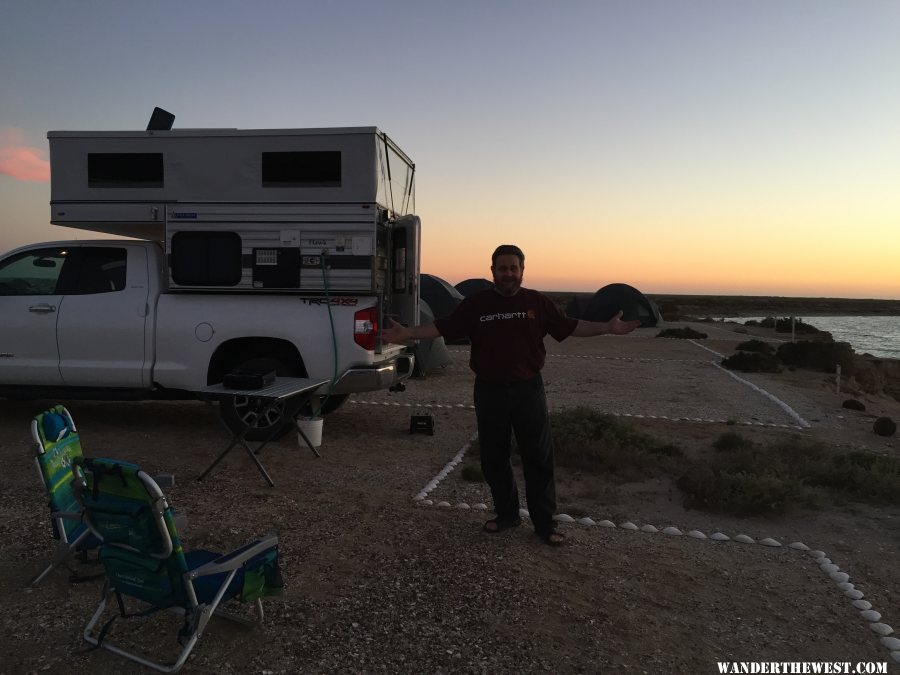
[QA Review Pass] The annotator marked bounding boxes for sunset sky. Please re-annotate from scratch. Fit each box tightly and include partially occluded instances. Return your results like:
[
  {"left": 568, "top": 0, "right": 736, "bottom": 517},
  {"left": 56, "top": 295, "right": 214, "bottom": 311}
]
[{"left": 1, "top": 1, "right": 898, "bottom": 298}]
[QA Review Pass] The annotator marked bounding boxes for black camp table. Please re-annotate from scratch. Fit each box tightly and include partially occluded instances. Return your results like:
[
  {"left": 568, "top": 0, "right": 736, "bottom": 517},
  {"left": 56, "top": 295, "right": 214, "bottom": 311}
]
[{"left": 196, "top": 377, "right": 329, "bottom": 487}]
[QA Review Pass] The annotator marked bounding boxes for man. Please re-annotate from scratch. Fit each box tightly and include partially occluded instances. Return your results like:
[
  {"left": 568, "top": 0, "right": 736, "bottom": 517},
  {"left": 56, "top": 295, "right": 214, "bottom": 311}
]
[{"left": 381, "top": 245, "right": 641, "bottom": 546}]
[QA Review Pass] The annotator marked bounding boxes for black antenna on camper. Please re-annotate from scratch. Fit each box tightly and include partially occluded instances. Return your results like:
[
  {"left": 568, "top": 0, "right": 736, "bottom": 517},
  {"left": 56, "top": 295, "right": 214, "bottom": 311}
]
[{"left": 146, "top": 107, "right": 175, "bottom": 131}]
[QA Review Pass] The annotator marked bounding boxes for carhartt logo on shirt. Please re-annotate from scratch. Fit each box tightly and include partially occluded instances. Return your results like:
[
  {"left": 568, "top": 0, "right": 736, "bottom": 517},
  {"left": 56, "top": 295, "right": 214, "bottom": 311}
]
[{"left": 480, "top": 311, "right": 529, "bottom": 322}]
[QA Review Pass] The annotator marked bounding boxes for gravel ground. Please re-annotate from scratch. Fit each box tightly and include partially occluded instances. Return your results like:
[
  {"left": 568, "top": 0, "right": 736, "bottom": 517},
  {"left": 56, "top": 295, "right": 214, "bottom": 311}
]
[{"left": 2, "top": 321, "right": 899, "bottom": 673}]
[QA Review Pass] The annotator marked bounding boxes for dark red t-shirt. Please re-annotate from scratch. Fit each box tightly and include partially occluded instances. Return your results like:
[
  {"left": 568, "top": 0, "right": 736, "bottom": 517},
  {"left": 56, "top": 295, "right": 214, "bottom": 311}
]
[{"left": 434, "top": 288, "right": 578, "bottom": 383}]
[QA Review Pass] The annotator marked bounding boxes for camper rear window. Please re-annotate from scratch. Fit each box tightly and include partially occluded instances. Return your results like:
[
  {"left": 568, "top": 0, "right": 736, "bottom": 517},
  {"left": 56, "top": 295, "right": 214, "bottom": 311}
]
[
  {"left": 170, "top": 232, "right": 242, "bottom": 287},
  {"left": 88, "top": 153, "right": 164, "bottom": 188},
  {"left": 262, "top": 151, "right": 341, "bottom": 187}
]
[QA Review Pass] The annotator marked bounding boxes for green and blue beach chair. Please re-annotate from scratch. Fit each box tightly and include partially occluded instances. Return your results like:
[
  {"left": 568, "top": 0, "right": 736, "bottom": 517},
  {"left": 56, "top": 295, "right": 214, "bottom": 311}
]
[
  {"left": 29, "top": 404, "right": 99, "bottom": 586},
  {"left": 71, "top": 456, "right": 283, "bottom": 673}
]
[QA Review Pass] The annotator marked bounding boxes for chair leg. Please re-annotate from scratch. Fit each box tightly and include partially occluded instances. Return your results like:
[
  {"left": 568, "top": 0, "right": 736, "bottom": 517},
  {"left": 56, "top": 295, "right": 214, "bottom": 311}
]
[
  {"left": 28, "top": 530, "right": 89, "bottom": 587},
  {"left": 83, "top": 586, "right": 204, "bottom": 674}
]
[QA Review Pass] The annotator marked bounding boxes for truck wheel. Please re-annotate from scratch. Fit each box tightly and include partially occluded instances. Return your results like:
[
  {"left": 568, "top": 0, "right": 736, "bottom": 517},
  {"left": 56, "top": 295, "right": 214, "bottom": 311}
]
[{"left": 219, "top": 357, "right": 302, "bottom": 441}]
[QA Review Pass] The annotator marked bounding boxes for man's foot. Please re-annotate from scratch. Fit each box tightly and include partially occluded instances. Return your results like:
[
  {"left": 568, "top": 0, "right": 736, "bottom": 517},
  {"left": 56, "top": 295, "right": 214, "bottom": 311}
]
[
  {"left": 536, "top": 529, "right": 566, "bottom": 547},
  {"left": 483, "top": 517, "right": 522, "bottom": 534}
]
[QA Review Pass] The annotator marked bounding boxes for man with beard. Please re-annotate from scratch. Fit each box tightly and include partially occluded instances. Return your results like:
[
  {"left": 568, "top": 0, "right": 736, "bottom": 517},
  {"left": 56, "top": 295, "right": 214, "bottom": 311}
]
[{"left": 381, "top": 245, "right": 640, "bottom": 546}]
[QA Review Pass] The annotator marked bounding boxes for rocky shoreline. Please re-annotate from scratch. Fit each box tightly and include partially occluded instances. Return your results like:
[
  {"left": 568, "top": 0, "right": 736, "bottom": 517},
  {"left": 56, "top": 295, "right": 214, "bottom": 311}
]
[{"left": 647, "top": 294, "right": 900, "bottom": 318}]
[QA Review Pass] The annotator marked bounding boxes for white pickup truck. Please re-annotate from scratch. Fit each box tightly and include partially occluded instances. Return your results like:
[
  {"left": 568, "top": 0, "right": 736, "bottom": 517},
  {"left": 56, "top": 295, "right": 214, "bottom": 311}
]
[
  {"left": 0, "top": 237, "right": 414, "bottom": 437},
  {"left": 0, "top": 123, "right": 419, "bottom": 438}
]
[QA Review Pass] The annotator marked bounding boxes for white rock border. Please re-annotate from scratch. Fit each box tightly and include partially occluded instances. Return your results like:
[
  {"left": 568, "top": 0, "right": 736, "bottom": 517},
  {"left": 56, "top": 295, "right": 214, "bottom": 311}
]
[
  {"left": 351, "top": 399, "right": 802, "bottom": 430},
  {"left": 688, "top": 339, "right": 811, "bottom": 428},
  {"left": 414, "top": 438, "right": 895, "bottom": 663}
]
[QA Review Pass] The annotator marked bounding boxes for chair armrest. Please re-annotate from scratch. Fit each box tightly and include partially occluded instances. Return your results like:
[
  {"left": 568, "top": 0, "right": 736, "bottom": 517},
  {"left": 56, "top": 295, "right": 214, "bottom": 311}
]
[{"left": 188, "top": 535, "right": 278, "bottom": 579}]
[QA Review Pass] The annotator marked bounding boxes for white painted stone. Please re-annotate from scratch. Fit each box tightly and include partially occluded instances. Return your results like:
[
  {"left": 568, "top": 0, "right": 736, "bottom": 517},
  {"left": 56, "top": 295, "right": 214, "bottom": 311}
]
[
  {"left": 436, "top": 501, "right": 451, "bottom": 508},
  {"left": 687, "top": 530, "right": 707, "bottom": 539},
  {"left": 818, "top": 557, "right": 832, "bottom": 565},
  {"left": 820, "top": 563, "right": 840, "bottom": 573},
  {"left": 837, "top": 582, "right": 854, "bottom": 591},
  {"left": 662, "top": 527, "right": 683, "bottom": 536},
  {"left": 861, "top": 610, "right": 882, "bottom": 622},
  {"left": 759, "top": 538, "right": 781, "bottom": 547},
  {"left": 869, "top": 623, "right": 894, "bottom": 637},
  {"left": 472, "top": 503, "right": 488, "bottom": 511},
  {"left": 421, "top": 500, "right": 433, "bottom": 506},
  {"left": 640, "top": 524, "right": 659, "bottom": 533},
  {"left": 577, "top": 517, "right": 596, "bottom": 526},
  {"left": 880, "top": 636, "right": 900, "bottom": 650},
  {"left": 734, "top": 534, "right": 755, "bottom": 544},
  {"left": 891, "top": 651, "right": 900, "bottom": 666},
  {"left": 553, "top": 514, "right": 576, "bottom": 523},
  {"left": 619, "top": 522, "right": 639, "bottom": 531},
  {"left": 413, "top": 494, "right": 425, "bottom": 501},
  {"left": 830, "top": 572, "right": 850, "bottom": 583},
  {"left": 518, "top": 508, "right": 530, "bottom": 519},
  {"left": 597, "top": 520, "right": 616, "bottom": 528},
  {"left": 710, "top": 532, "right": 730, "bottom": 541},
  {"left": 853, "top": 600, "right": 872, "bottom": 611},
  {"left": 808, "top": 550, "right": 827, "bottom": 559},
  {"left": 845, "top": 589, "right": 864, "bottom": 600},
  {"left": 456, "top": 503, "right": 470, "bottom": 510}
]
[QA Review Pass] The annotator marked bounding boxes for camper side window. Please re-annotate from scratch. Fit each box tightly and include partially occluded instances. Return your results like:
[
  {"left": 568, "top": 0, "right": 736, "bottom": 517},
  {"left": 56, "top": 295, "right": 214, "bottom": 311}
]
[
  {"left": 88, "top": 153, "right": 164, "bottom": 188},
  {"left": 170, "top": 232, "right": 242, "bottom": 287},
  {"left": 262, "top": 151, "right": 341, "bottom": 187}
]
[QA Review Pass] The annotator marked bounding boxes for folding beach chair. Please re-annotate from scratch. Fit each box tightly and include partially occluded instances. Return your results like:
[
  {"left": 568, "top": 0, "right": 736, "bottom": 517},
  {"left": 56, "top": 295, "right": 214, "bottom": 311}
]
[
  {"left": 29, "top": 404, "right": 99, "bottom": 586},
  {"left": 72, "top": 457, "right": 283, "bottom": 673}
]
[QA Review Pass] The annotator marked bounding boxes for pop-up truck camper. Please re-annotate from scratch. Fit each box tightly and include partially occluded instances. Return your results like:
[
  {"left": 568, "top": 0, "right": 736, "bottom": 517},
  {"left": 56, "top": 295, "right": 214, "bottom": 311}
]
[{"left": 0, "top": 111, "right": 419, "bottom": 438}]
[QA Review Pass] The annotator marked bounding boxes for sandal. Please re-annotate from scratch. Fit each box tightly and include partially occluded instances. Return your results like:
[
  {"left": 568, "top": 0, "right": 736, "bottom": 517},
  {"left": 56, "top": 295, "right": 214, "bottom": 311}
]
[
  {"left": 537, "top": 529, "right": 566, "bottom": 547},
  {"left": 483, "top": 517, "right": 522, "bottom": 534}
]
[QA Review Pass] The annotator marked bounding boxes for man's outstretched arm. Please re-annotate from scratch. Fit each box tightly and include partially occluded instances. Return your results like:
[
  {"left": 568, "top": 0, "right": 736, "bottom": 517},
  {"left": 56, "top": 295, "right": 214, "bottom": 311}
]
[
  {"left": 381, "top": 318, "right": 441, "bottom": 344},
  {"left": 571, "top": 311, "right": 641, "bottom": 337}
]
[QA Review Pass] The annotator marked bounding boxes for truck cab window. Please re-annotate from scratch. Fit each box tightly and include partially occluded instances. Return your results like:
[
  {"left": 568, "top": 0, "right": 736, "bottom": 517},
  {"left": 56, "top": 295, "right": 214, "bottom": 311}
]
[
  {"left": 74, "top": 247, "right": 127, "bottom": 295},
  {"left": 0, "top": 248, "right": 71, "bottom": 296}
]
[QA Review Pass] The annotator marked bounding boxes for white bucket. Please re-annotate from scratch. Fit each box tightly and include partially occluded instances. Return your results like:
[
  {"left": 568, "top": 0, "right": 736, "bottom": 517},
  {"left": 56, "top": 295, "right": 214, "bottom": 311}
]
[{"left": 296, "top": 416, "right": 323, "bottom": 447}]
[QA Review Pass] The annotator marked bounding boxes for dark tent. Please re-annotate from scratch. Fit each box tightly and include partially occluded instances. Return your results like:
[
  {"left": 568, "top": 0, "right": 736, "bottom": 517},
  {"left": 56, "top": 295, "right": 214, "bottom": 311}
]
[
  {"left": 420, "top": 273, "right": 464, "bottom": 320},
  {"left": 412, "top": 299, "right": 452, "bottom": 376},
  {"left": 455, "top": 278, "right": 494, "bottom": 298},
  {"left": 568, "top": 283, "right": 659, "bottom": 327}
]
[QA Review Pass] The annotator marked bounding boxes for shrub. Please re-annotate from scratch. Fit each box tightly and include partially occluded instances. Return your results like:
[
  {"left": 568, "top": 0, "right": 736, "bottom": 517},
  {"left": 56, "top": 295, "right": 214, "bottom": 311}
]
[
  {"left": 841, "top": 399, "right": 866, "bottom": 411},
  {"left": 812, "top": 450, "right": 900, "bottom": 502},
  {"left": 777, "top": 340, "right": 855, "bottom": 374},
  {"left": 736, "top": 339, "right": 774, "bottom": 354},
  {"left": 774, "top": 317, "right": 820, "bottom": 334},
  {"left": 744, "top": 320, "right": 761, "bottom": 327},
  {"left": 551, "top": 407, "right": 682, "bottom": 479},
  {"left": 657, "top": 327, "right": 708, "bottom": 339},
  {"left": 721, "top": 351, "right": 781, "bottom": 373},
  {"left": 713, "top": 431, "right": 754, "bottom": 452},
  {"left": 760, "top": 317, "right": 776, "bottom": 328},
  {"left": 874, "top": 417, "right": 897, "bottom": 437}
]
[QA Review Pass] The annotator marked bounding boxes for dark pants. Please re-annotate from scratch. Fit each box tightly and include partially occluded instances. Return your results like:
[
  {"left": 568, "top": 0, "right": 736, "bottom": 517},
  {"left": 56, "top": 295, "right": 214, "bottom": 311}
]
[{"left": 473, "top": 374, "right": 556, "bottom": 535}]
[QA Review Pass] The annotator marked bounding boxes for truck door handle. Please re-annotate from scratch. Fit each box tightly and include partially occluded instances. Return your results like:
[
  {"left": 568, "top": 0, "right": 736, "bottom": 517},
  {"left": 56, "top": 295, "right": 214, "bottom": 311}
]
[{"left": 28, "top": 303, "right": 57, "bottom": 313}]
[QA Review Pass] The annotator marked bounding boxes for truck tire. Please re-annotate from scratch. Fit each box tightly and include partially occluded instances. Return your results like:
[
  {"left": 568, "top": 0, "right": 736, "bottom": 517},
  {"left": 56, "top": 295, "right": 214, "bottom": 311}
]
[{"left": 219, "top": 357, "right": 303, "bottom": 441}]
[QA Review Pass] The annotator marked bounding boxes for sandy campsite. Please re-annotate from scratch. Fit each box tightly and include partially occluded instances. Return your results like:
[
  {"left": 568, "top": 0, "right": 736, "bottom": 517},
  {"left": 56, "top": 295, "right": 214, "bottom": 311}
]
[{"left": 2, "top": 319, "right": 900, "bottom": 673}]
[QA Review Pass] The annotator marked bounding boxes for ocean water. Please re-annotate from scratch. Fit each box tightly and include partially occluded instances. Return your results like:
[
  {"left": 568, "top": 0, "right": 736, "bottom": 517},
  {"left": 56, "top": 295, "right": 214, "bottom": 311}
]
[{"left": 718, "top": 316, "right": 900, "bottom": 360}]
